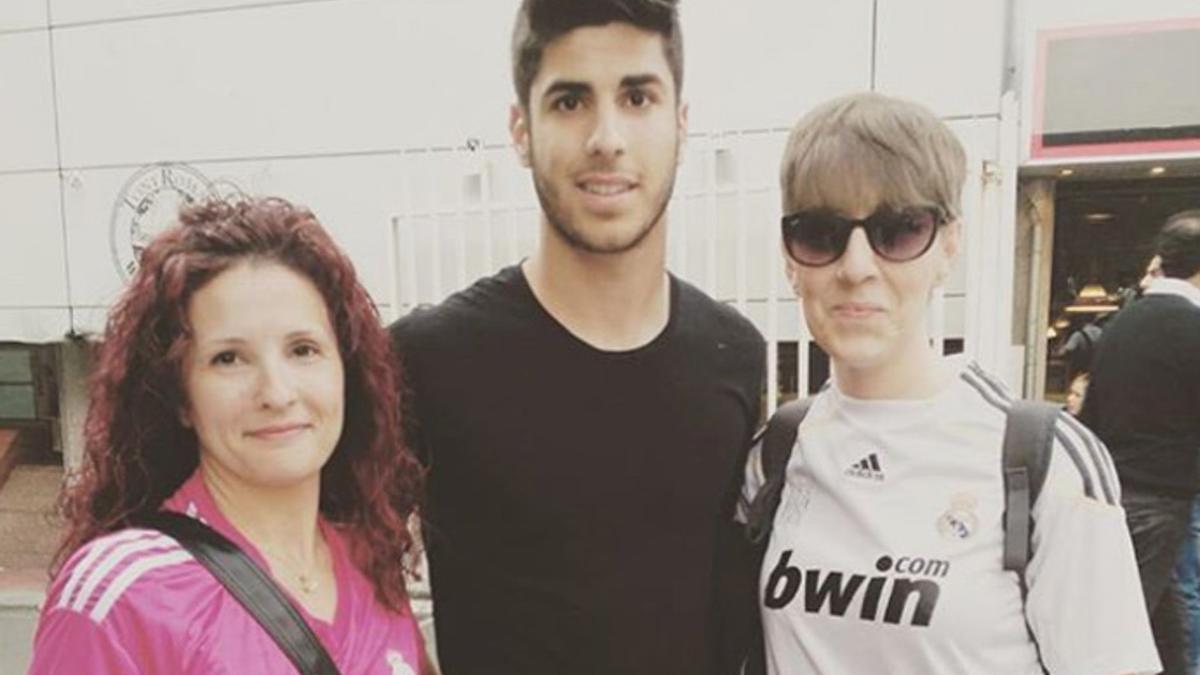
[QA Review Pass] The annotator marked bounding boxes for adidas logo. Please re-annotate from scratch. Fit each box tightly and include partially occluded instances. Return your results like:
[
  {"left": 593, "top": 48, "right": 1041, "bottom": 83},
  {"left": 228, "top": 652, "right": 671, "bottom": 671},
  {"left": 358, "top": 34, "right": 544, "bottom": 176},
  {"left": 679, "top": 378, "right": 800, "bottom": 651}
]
[{"left": 845, "top": 453, "right": 885, "bottom": 482}]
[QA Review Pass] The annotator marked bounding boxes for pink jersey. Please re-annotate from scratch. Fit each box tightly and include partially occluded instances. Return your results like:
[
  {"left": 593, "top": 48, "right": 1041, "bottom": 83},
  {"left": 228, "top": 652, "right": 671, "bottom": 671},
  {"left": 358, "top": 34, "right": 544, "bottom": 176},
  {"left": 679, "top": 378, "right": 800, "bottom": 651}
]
[{"left": 29, "top": 471, "right": 424, "bottom": 674}]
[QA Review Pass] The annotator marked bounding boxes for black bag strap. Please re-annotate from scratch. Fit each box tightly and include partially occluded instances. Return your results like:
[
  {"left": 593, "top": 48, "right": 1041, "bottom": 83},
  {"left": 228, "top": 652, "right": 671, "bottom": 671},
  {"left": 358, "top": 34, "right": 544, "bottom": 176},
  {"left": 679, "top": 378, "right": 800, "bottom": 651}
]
[
  {"left": 1001, "top": 400, "right": 1059, "bottom": 574},
  {"left": 139, "top": 511, "right": 343, "bottom": 675},
  {"left": 745, "top": 398, "right": 813, "bottom": 546},
  {"left": 1001, "top": 400, "right": 1059, "bottom": 675}
]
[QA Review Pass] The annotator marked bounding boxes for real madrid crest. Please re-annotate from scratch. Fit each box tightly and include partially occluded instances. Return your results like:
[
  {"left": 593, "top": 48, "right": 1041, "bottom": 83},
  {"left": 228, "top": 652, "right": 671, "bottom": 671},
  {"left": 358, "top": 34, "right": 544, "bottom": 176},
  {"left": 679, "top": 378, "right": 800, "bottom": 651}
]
[
  {"left": 936, "top": 492, "right": 980, "bottom": 541},
  {"left": 109, "top": 163, "right": 216, "bottom": 279}
]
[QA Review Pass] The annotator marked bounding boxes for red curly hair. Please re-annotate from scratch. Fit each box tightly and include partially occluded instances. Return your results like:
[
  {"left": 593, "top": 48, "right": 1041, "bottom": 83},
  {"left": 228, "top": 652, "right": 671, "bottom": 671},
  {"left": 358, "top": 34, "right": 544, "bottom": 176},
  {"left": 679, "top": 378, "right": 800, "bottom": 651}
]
[{"left": 54, "top": 197, "right": 423, "bottom": 612}]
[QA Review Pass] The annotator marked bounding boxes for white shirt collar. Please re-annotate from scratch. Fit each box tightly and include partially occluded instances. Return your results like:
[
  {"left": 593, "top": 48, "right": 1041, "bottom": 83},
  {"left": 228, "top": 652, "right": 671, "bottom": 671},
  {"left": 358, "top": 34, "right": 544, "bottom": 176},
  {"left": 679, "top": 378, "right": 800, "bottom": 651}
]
[{"left": 1145, "top": 277, "right": 1200, "bottom": 309}]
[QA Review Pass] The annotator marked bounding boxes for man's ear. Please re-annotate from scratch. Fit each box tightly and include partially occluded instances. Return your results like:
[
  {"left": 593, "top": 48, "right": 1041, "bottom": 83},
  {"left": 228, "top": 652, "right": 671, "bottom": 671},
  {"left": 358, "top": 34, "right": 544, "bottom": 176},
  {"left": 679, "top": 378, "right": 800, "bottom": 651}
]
[{"left": 510, "top": 103, "right": 531, "bottom": 168}]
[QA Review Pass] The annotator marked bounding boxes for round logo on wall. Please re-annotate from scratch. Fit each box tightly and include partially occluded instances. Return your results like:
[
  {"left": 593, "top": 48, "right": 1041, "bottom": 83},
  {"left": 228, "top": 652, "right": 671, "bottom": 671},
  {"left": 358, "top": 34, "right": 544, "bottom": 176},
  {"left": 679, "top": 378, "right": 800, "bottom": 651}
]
[{"left": 109, "top": 163, "right": 216, "bottom": 279}]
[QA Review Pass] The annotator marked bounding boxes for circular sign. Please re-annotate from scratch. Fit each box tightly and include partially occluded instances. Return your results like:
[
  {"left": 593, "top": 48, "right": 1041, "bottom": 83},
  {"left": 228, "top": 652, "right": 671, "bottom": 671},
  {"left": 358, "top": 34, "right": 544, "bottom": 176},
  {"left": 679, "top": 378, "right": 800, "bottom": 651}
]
[{"left": 109, "top": 163, "right": 216, "bottom": 279}]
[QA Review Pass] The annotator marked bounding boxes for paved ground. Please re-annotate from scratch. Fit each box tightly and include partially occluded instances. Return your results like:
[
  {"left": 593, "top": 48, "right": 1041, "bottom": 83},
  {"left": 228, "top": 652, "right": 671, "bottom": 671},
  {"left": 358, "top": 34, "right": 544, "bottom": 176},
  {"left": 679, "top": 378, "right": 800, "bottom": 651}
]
[{"left": 0, "top": 431, "right": 60, "bottom": 675}]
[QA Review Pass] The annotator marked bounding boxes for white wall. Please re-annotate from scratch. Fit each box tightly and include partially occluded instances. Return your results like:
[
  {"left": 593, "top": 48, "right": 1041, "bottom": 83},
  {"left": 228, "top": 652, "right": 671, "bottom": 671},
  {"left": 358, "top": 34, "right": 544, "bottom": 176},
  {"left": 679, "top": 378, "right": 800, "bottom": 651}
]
[{"left": 2, "top": 0, "right": 1015, "bottom": 346}]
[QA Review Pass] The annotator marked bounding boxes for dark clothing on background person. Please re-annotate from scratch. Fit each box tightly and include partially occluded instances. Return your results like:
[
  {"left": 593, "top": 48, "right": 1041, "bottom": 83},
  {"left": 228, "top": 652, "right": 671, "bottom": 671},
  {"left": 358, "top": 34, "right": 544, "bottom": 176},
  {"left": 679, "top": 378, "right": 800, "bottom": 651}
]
[
  {"left": 1060, "top": 321, "right": 1102, "bottom": 378},
  {"left": 390, "top": 265, "right": 765, "bottom": 675},
  {"left": 1081, "top": 294, "right": 1200, "bottom": 496},
  {"left": 1081, "top": 291, "right": 1200, "bottom": 674},
  {"left": 1123, "top": 487, "right": 1195, "bottom": 675}
]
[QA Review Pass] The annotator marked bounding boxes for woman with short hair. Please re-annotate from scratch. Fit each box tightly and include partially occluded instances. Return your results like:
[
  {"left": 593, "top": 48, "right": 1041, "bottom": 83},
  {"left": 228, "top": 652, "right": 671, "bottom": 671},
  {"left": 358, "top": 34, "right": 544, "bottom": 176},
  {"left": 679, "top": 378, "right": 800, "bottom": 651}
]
[{"left": 745, "top": 92, "right": 1159, "bottom": 674}]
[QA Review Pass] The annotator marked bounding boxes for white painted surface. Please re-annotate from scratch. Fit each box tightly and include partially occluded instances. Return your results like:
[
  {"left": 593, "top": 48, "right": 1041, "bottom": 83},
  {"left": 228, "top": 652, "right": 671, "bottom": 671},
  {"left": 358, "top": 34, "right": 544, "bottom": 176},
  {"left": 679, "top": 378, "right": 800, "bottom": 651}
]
[
  {"left": 61, "top": 154, "right": 404, "bottom": 324},
  {"left": 0, "top": 31, "right": 57, "bottom": 172},
  {"left": 684, "top": 0, "right": 873, "bottom": 132},
  {"left": 0, "top": 0, "right": 48, "bottom": 32},
  {"left": 50, "top": 0, "right": 313, "bottom": 25},
  {"left": 0, "top": 174, "right": 68, "bottom": 309},
  {"left": 51, "top": 0, "right": 513, "bottom": 169},
  {"left": 2, "top": 0, "right": 1024, "bottom": 377},
  {"left": 875, "top": 0, "right": 1005, "bottom": 117},
  {"left": 0, "top": 309, "right": 70, "bottom": 342}
]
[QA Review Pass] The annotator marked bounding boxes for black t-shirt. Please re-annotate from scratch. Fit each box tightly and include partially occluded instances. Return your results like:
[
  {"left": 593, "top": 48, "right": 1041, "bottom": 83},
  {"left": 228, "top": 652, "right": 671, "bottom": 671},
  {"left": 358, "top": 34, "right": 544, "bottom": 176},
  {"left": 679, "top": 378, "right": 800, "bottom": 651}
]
[
  {"left": 1080, "top": 293, "right": 1200, "bottom": 494},
  {"left": 390, "top": 265, "right": 765, "bottom": 675}
]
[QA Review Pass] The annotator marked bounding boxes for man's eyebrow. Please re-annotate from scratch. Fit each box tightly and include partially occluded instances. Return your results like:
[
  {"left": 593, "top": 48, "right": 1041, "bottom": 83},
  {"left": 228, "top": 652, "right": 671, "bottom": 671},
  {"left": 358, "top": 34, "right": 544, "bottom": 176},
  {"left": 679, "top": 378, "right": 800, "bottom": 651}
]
[
  {"left": 542, "top": 80, "right": 592, "bottom": 100},
  {"left": 621, "top": 74, "right": 664, "bottom": 89}
]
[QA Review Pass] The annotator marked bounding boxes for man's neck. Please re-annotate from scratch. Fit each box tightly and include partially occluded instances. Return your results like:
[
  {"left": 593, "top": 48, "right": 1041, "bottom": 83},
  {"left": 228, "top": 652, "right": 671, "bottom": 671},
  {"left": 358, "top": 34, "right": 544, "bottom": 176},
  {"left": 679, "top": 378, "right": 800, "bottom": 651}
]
[{"left": 523, "top": 221, "right": 670, "bottom": 352}]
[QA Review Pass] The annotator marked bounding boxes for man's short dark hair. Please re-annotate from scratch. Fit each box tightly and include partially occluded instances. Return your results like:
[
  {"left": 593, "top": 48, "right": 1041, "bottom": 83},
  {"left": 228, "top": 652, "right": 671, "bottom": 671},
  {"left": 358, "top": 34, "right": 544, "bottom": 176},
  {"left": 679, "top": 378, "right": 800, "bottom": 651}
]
[
  {"left": 511, "top": 0, "right": 683, "bottom": 110},
  {"left": 1156, "top": 209, "right": 1200, "bottom": 279}
]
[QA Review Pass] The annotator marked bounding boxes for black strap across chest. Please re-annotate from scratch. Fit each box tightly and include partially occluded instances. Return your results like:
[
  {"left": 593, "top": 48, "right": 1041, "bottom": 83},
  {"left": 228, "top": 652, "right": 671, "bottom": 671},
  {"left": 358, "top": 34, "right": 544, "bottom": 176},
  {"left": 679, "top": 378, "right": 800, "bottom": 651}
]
[{"left": 138, "top": 511, "right": 343, "bottom": 675}]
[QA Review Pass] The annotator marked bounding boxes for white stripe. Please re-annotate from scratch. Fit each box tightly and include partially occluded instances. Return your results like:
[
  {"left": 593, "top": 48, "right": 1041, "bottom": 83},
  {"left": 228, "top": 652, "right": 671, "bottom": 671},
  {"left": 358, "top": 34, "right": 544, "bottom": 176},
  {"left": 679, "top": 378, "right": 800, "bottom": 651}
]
[
  {"left": 1055, "top": 419, "right": 1111, "bottom": 504},
  {"left": 69, "top": 535, "right": 179, "bottom": 612},
  {"left": 1057, "top": 416, "right": 1119, "bottom": 505},
  {"left": 89, "top": 549, "right": 194, "bottom": 622},
  {"left": 960, "top": 370, "right": 1011, "bottom": 414},
  {"left": 967, "top": 362, "right": 1015, "bottom": 401},
  {"left": 57, "top": 529, "right": 160, "bottom": 610},
  {"left": 1060, "top": 413, "right": 1121, "bottom": 488}
]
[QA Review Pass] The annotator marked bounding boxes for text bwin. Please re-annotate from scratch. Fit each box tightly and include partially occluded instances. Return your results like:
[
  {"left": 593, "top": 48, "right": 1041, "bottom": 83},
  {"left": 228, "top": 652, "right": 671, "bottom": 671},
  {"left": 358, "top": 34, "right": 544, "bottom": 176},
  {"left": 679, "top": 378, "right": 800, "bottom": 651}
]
[{"left": 764, "top": 551, "right": 945, "bottom": 627}]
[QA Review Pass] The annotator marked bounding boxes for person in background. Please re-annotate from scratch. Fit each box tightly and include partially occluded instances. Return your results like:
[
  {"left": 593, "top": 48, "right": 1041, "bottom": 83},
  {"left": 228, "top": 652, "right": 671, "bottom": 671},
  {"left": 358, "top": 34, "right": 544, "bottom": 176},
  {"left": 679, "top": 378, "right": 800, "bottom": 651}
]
[
  {"left": 1142, "top": 254, "right": 1164, "bottom": 292},
  {"left": 389, "top": 1, "right": 765, "bottom": 673},
  {"left": 1066, "top": 371, "right": 1090, "bottom": 417},
  {"left": 744, "top": 91, "right": 1158, "bottom": 674},
  {"left": 1057, "top": 315, "right": 1103, "bottom": 381},
  {"left": 28, "top": 198, "right": 431, "bottom": 674},
  {"left": 1082, "top": 210, "right": 1200, "bottom": 675}
]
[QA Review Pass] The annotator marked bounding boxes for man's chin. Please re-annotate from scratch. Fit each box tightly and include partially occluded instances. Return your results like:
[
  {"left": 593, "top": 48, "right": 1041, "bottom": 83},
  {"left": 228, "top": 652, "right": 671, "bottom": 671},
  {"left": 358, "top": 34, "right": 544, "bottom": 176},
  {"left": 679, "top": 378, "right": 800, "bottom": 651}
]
[{"left": 550, "top": 218, "right": 659, "bottom": 255}]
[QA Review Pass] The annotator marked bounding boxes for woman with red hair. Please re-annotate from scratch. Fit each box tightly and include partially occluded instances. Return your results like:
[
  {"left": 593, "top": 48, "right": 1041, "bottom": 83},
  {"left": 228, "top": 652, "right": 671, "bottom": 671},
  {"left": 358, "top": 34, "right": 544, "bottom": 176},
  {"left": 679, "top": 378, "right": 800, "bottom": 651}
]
[{"left": 28, "top": 197, "right": 429, "bottom": 674}]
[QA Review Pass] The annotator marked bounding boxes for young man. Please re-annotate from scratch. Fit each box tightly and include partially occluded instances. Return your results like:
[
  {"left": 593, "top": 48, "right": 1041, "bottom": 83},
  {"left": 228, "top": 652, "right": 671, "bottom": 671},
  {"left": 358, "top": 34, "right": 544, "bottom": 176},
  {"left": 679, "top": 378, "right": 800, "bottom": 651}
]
[{"left": 389, "top": 2, "right": 765, "bottom": 674}]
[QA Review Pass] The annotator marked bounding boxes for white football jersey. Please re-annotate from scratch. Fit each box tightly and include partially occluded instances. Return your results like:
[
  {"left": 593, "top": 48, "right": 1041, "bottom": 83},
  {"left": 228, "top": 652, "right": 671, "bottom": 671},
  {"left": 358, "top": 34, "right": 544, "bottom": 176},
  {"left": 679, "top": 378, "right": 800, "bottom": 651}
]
[{"left": 743, "top": 360, "right": 1160, "bottom": 675}]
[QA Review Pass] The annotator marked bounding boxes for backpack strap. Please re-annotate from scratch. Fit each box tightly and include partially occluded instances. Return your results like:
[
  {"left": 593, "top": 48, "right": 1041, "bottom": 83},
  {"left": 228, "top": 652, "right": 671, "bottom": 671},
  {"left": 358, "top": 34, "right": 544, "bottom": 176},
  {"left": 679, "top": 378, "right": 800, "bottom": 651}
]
[
  {"left": 1001, "top": 400, "right": 1059, "bottom": 573},
  {"left": 139, "top": 511, "right": 343, "bottom": 675},
  {"left": 1002, "top": 400, "right": 1060, "bottom": 675},
  {"left": 745, "top": 398, "right": 814, "bottom": 545}
]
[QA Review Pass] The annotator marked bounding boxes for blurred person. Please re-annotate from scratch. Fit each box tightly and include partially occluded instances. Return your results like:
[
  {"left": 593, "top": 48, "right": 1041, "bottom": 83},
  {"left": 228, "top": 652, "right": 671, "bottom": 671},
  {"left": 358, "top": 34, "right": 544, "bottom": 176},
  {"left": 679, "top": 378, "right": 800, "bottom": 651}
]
[
  {"left": 1082, "top": 210, "right": 1200, "bottom": 675},
  {"left": 1142, "top": 254, "right": 1164, "bottom": 292},
  {"left": 743, "top": 92, "right": 1158, "bottom": 674},
  {"left": 389, "top": 1, "right": 764, "bottom": 674},
  {"left": 1066, "top": 371, "right": 1090, "bottom": 417},
  {"left": 1057, "top": 316, "right": 1103, "bottom": 380},
  {"left": 28, "top": 198, "right": 430, "bottom": 674}
]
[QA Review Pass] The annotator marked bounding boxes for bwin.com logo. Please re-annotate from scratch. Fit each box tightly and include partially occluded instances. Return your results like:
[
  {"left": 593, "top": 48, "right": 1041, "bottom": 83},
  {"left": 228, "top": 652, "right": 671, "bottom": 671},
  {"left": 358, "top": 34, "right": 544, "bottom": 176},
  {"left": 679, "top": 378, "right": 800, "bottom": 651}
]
[{"left": 763, "top": 552, "right": 948, "bottom": 626}]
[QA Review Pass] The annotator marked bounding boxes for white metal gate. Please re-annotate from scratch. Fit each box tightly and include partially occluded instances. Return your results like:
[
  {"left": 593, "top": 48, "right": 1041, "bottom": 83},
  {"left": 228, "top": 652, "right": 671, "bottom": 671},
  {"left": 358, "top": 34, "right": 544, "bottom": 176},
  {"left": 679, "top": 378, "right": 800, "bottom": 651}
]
[{"left": 390, "top": 118, "right": 1014, "bottom": 412}]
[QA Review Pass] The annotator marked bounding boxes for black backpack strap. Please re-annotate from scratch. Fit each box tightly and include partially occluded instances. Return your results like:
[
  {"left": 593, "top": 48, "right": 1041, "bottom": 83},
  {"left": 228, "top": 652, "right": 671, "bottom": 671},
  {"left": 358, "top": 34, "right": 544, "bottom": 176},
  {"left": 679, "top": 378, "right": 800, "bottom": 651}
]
[
  {"left": 1001, "top": 401, "right": 1059, "bottom": 573},
  {"left": 745, "top": 398, "right": 814, "bottom": 546},
  {"left": 1001, "top": 400, "right": 1059, "bottom": 675},
  {"left": 139, "top": 511, "right": 343, "bottom": 675},
  {"left": 741, "top": 398, "right": 813, "bottom": 675}
]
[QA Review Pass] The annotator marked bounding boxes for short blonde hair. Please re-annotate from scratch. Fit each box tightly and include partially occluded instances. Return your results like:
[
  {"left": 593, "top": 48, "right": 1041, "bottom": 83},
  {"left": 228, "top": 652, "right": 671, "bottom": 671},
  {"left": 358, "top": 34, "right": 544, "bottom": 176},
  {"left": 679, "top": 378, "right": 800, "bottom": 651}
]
[{"left": 780, "top": 92, "right": 966, "bottom": 219}]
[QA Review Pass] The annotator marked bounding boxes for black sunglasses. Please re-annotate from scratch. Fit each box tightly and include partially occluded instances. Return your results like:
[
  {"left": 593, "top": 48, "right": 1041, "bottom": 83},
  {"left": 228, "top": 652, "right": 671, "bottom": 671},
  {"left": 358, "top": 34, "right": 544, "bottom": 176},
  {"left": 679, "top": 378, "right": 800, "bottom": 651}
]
[{"left": 781, "top": 205, "right": 947, "bottom": 267}]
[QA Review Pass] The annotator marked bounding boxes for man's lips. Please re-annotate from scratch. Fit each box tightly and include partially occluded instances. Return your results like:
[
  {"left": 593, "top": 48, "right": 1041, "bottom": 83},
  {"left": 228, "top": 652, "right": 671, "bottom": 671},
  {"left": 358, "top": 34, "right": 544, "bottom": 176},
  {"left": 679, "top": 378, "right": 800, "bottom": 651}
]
[{"left": 575, "top": 173, "right": 637, "bottom": 196}]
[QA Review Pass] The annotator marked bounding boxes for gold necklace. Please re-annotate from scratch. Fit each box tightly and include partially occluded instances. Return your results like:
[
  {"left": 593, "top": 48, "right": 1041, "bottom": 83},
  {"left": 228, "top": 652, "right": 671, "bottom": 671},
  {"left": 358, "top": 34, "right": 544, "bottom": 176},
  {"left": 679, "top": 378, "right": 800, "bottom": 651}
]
[
  {"left": 297, "top": 570, "right": 318, "bottom": 594},
  {"left": 262, "top": 543, "right": 323, "bottom": 595}
]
